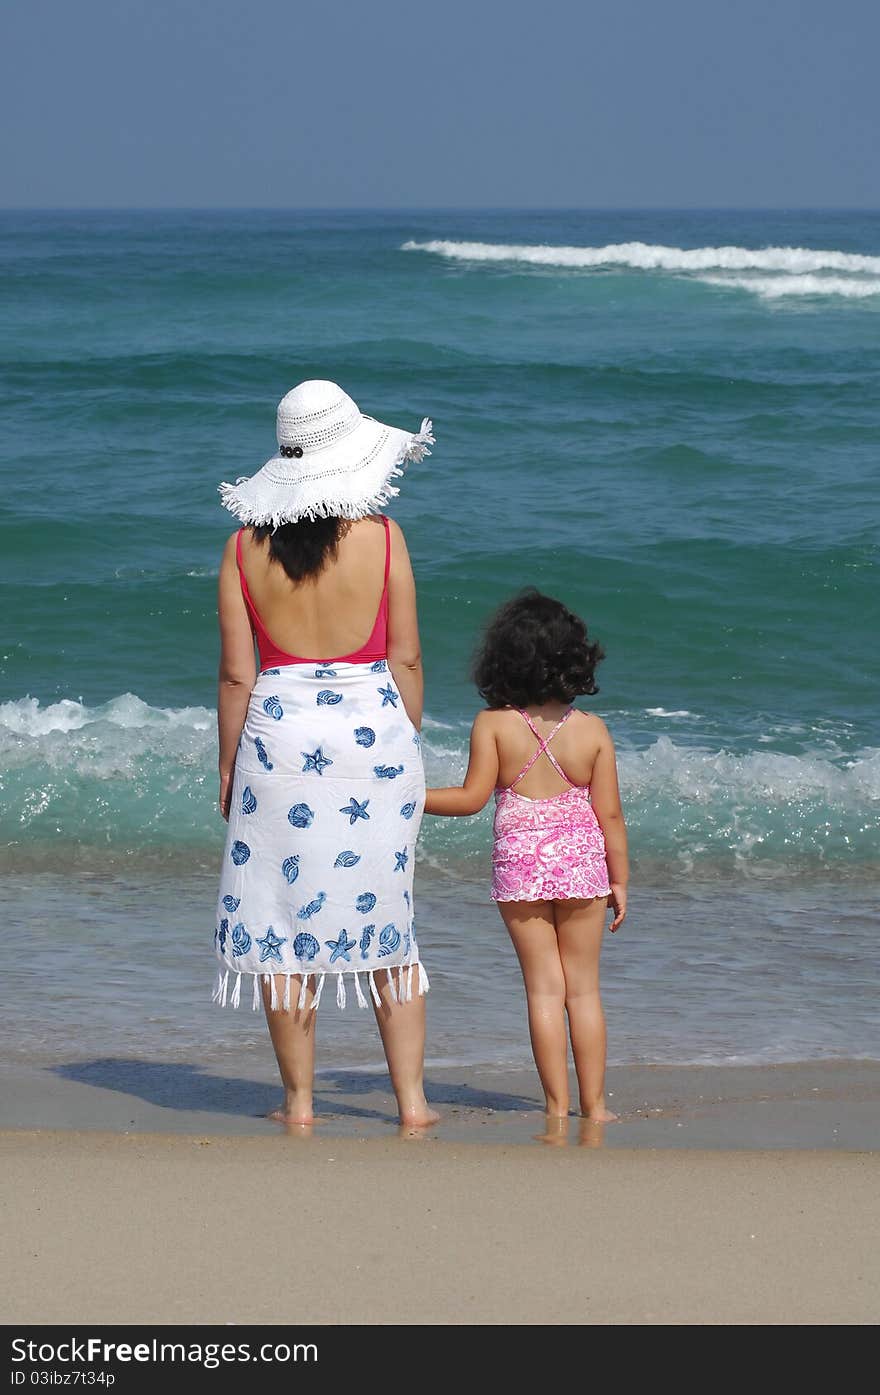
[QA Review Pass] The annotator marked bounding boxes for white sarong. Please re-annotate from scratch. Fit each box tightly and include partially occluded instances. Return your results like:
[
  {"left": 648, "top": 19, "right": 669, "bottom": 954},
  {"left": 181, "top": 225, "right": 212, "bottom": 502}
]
[{"left": 213, "top": 660, "right": 426, "bottom": 1010}]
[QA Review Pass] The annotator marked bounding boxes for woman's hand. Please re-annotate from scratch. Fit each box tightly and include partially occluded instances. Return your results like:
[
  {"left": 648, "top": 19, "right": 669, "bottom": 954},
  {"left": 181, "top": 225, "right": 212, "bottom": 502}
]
[
  {"left": 219, "top": 770, "right": 234, "bottom": 821},
  {"left": 608, "top": 884, "right": 627, "bottom": 932}
]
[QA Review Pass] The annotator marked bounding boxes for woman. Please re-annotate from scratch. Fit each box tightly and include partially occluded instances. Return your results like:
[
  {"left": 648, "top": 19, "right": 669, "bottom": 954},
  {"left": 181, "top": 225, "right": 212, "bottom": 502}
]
[{"left": 213, "top": 379, "right": 438, "bottom": 1128}]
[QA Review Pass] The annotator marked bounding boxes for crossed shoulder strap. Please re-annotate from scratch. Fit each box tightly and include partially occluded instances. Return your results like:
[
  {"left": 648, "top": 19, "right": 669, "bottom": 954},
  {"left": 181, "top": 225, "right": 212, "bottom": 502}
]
[{"left": 509, "top": 708, "right": 575, "bottom": 788}]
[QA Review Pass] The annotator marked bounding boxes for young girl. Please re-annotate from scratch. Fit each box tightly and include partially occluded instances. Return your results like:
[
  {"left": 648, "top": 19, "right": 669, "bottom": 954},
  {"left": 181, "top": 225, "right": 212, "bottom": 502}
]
[{"left": 425, "top": 590, "right": 628, "bottom": 1122}]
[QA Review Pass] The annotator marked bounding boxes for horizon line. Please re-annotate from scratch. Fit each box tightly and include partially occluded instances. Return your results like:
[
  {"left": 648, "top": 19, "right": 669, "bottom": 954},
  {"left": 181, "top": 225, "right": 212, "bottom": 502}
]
[{"left": 2, "top": 204, "right": 880, "bottom": 215}]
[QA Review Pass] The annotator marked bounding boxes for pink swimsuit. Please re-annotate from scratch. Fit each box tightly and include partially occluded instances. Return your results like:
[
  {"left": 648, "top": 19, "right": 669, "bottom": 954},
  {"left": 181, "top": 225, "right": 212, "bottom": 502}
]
[{"left": 491, "top": 709, "right": 612, "bottom": 903}]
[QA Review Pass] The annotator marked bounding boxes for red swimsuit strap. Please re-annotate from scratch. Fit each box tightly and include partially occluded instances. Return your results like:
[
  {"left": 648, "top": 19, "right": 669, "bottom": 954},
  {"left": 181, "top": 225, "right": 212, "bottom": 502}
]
[{"left": 236, "top": 517, "right": 390, "bottom": 666}]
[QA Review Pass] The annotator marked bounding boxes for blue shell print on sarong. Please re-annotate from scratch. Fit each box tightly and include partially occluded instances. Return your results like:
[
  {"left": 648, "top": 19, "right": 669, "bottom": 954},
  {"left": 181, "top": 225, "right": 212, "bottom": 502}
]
[
  {"left": 302, "top": 746, "right": 333, "bottom": 775},
  {"left": 231, "top": 923, "right": 252, "bottom": 956},
  {"left": 255, "top": 737, "right": 273, "bottom": 770},
  {"left": 326, "top": 929, "right": 356, "bottom": 964},
  {"left": 334, "top": 850, "right": 361, "bottom": 868},
  {"left": 317, "top": 689, "right": 343, "bottom": 706},
  {"left": 370, "top": 660, "right": 387, "bottom": 672},
  {"left": 293, "top": 931, "right": 320, "bottom": 961},
  {"left": 256, "top": 928, "right": 286, "bottom": 963},
  {"left": 214, "top": 653, "right": 426, "bottom": 1004},
  {"left": 378, "top": 924, "right": 401, "bottom": 956},
  {"left": 359, "top": 924, "right": 376, "bottom": 958}
]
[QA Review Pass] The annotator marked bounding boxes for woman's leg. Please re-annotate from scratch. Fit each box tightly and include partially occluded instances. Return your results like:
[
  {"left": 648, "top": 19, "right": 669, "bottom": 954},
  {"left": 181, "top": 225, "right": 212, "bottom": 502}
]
[
  {"left": 555, "top": 898, "right": 616, "bottom": 1122},
  {"left": 372, "top": 966, "right": 439, "bottom": 1127},
  {"left": 498, "top": 900, "right": 570, "bottom": 1117},
  {"left": 262, "top": 973, "right": 317, "bottom": 1124}
]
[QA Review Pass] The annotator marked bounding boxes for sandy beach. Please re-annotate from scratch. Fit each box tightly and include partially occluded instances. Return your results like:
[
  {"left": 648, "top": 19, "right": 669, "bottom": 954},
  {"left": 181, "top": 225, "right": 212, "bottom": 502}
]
[
  {"left": 2, "top": 1060, "right": 878, "bottom": 1325},
  {"left": 2, "top": 1128, "right": 877, "bottom": 1325}
]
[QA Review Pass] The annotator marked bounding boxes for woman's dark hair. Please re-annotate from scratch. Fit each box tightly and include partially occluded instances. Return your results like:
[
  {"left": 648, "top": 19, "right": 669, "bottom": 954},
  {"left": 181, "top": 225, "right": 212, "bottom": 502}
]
[
  {"left": 252, "top": 517, "right": 348, "bottom": 582},
  {"left": 473, "top": 589, "right": 604, "bottom": 709}
]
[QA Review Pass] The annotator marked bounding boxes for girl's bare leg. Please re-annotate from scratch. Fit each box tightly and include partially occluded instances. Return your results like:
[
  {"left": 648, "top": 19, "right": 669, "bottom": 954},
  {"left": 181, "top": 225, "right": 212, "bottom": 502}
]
[
  {"left": 499, "top": 900, "right": 570, "bottom": 1117},
  {"left": 555, "top": 898, "right": 616, "bottom": 1122},
  {"left": 372, "top": 966, "right": 439, "bottom": 1127},
  {"left": 262, "top": 974, "right": 317, "bottom": 1124}
]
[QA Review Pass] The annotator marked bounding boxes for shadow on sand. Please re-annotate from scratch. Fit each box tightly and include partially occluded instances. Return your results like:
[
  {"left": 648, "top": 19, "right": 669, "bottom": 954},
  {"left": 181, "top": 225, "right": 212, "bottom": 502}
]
[{"left": 52, "top": 1058, "right": 539, "bottom": 1123}]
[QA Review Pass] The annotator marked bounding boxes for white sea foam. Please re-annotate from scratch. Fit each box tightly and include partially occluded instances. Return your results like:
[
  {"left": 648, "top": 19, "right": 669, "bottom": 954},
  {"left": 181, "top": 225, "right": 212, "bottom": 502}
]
[
  {"left": 403, "top": 239, "right": 880, "bottom": 300},
  {"left": 0, "top": 694, "right": 213, "bottom": 738},
  {"left": 2, "top": 696, "right": 878, "bottom": 861},
  {"left": 699, "top": 273, "right": 880, "bottom": 300},
  {"left": 403, "top": 238, "right": 880, "bottom": 275}
]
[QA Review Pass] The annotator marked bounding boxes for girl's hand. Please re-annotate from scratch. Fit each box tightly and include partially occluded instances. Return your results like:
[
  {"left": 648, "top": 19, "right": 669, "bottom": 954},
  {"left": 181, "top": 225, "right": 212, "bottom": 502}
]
[
  {"left": 219, "top": 771, "right": 233, "bottom": 821},
  {"left": 608, "top": 884, "right": 627, "bottom": 932}
]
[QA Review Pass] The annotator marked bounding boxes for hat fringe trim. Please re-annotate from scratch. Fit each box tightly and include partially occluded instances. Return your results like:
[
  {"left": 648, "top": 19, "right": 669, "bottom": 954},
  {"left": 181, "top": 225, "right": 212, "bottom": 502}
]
[
  {"left": 218, "top": 419, "right": 434, "bottom": 528},
  {"left": 405, "top": 418, "right": 434, "bottom": 464},
  {"left": 218, "top": 468, "right": 403, "bottom": 528}
]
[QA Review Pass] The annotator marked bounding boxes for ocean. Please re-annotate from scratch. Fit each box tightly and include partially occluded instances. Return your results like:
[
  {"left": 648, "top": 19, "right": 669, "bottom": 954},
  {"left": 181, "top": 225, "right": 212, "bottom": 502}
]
[{"left": 1, "top": 208, "right": 878, "bottom": 1078}]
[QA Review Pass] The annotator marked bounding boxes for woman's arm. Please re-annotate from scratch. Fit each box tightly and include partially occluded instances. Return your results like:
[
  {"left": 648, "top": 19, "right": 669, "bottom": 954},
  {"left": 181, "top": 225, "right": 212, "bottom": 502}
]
[
  {"left": 385, "top": 519, "right": 424, "bottom": 730},
  {"left": 217, "top": 533, "right": 257, "bottom": 819},
  {"left": 425, "top": 711, "right": 499, "bottom": 816},
  {"left": 589, "top": 721, "right": 629, "bottom": 930}
]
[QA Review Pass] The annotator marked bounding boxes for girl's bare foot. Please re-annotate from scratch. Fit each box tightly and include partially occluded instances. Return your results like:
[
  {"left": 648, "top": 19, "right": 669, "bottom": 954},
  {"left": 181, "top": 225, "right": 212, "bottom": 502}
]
[
  {"left": 580, "top": 1104, "right": 617, "bottom": 1123},
  {"left": 535, "top": 1115, "right": 570, "bottom": 1146}
]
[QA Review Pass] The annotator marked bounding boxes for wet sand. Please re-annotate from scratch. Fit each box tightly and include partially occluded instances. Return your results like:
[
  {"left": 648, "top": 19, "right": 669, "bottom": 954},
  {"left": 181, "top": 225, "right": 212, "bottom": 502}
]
[{"left": 1, "top": 1057, "right": 878, "bottom": 1149}]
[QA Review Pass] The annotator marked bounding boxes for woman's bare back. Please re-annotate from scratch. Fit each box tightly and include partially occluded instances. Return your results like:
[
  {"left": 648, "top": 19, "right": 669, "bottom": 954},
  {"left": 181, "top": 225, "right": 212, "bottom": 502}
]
[{"left": 238, "top": 515, "right": 388, "bottom": 660}]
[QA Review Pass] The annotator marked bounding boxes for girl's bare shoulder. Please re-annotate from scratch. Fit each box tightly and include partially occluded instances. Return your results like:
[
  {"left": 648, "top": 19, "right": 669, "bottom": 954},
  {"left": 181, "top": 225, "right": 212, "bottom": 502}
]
[
  {"left": 571, "top": 708, "right": 612, "bottom": 742},
  {"left": 472, "top": 707, "right": 515, "bottom": 736}
]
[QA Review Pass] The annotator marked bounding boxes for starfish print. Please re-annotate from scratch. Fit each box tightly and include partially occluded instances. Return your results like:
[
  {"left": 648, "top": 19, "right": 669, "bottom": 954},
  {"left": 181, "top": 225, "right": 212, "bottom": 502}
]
[
  {"left": 377, "top": 683, "right": 399, "bottom": 708},
  {"left": 339, "top": 796, "right": 370, "bottom": 825},
  {"left": 301, "top": 746, "right": 334, "bottom": 775},
  {"left": 394, "top": 849, "right": 408, "bottom": 873},
  {"left": 256, "top": 927, "right": 286, "bottom": 964},
  {"left": 325, "top": 929, "right": 356, "bottom": 964}
]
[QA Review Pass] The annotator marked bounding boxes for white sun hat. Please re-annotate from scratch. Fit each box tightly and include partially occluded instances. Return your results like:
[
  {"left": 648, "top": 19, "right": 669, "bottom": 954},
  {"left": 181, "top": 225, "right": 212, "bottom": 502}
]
[{"left": 218, "top": 379, "right": 434, "bottom": 527}]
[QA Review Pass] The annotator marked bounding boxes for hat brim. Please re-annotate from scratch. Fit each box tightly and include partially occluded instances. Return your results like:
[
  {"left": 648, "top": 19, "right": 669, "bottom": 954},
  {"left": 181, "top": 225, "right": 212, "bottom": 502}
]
[{"left": 218, "top": 415, "right": 428, "bottom": 527}]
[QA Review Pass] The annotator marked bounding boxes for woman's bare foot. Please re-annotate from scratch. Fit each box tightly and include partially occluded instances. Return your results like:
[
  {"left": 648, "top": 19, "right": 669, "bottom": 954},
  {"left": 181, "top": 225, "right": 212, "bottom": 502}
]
[
  {"left": 398, "top": 1103, "right": 440, "bottom": 1128},
  {"left": 267, "top": 1090, "right": 315, "bottom": 1125}
]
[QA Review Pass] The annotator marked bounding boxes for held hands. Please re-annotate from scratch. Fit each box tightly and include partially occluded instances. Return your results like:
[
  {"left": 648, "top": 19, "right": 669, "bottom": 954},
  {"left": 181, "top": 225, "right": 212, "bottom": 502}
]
[
  {"left": 219, "top": 770, "right": 233, "bottom": 822},
  {"left": 608, "top": 884, "right": 627, "bottom": 932}
]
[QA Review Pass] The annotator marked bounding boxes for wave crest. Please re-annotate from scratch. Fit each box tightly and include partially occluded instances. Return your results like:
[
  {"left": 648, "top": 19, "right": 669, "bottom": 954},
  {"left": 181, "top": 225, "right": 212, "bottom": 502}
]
[{"left": 402, "top": 238, "right": 880, "bottom": 275}]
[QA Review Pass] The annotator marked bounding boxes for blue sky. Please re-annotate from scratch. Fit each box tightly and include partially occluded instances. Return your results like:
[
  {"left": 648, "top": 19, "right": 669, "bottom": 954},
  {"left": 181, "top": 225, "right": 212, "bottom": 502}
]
[{"left": 2, "top": 0, "right": 877, "bottom": 208}]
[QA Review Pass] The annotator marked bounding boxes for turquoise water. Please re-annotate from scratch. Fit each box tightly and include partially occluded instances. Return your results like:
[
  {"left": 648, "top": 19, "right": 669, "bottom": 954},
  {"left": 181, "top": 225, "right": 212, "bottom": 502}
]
[{"left": 1, "top": 210, "right": 878, "bottom": 1068}]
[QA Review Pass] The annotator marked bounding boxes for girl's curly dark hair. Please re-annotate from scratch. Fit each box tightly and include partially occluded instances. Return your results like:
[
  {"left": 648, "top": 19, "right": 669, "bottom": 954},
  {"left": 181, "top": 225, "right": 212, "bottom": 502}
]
[{"left": 473, "top": 589, "right": 604, "bottom": 709}]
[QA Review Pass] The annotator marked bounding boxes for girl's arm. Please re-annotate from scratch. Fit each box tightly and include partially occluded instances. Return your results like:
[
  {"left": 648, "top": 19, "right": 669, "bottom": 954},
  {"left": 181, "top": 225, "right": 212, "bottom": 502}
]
[
  {"left": 589, "top": 722, "right": 629, "bottom": 930},
  {"left": 426, "top": 710, "right": 499, "bottom": 816},
  {"left": 217, "top": 533, "right": 257, "bottom": 819},
  {"left": 386, "top": 519, "right": 424, "bottom": 731}
]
